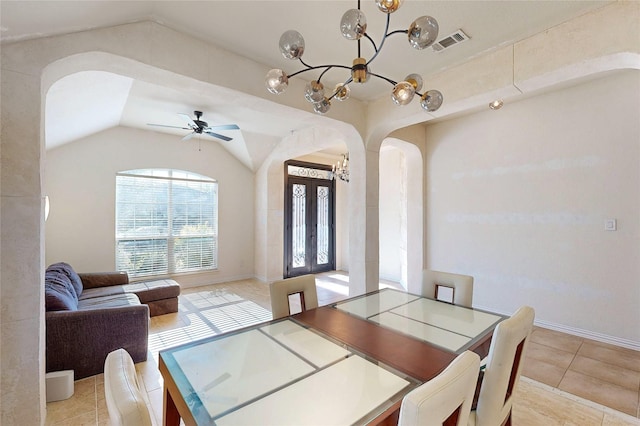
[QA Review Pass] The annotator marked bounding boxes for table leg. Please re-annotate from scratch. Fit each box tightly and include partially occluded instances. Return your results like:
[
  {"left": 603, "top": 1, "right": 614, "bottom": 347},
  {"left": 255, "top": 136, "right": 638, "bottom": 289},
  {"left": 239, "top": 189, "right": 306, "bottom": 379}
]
[{"left": 163, "top": 384, "right": 181, "bottom": 426}]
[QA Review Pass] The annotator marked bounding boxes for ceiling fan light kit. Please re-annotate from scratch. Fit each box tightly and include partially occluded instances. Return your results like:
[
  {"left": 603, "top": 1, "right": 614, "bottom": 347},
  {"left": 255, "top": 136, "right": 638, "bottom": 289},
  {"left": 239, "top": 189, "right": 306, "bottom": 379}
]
[
  {"left": 265, "top": 0, "right": 444, "bottom": 115},
  {"left": 147, "top": 110, "right": 239, "bottom": 142}
]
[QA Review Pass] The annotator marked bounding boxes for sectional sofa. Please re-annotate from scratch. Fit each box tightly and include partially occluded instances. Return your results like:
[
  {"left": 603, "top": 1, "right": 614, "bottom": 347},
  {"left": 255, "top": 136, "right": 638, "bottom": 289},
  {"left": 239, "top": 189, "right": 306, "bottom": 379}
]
[{"left": 44, "top": 262, "right": 180, "bottom": 379}]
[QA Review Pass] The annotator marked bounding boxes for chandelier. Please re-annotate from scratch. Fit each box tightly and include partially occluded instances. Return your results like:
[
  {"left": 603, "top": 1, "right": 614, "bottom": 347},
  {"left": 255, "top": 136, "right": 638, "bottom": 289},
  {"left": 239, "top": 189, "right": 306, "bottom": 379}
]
[
  {"left": 264, "top": 0, "right": 444, "bottom": 115},
  {"left": 332, "top": 153, "right": 350, "bottom": 182}
]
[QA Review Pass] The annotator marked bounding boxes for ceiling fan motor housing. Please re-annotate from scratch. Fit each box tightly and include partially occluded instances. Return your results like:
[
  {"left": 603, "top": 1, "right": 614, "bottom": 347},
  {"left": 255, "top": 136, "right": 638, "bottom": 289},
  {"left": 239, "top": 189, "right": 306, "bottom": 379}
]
[{"left": 193, "top": 110, "right": 207, "bottom": 131}]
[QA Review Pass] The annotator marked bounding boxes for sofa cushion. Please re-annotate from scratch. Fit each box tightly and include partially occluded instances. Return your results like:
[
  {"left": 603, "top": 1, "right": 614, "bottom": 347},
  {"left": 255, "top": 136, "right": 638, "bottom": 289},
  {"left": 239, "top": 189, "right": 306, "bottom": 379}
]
[
  {"left": 44, "top": 270, "right": 78, "bottom": 311},
  {"left": 124, "top": 279, "right": 181, "bottom": 304},
  {"left": 79, "top": 285, "right": 125, "bottom": 301},
  {"left": 77, "top": 294, "right": 141, "bottom": 310},
  {"left": 78, "top": 272, "right": 129, "bottom": 289},
  {"left": 46, "top": 262, "right": 83, "bottom": 299}
]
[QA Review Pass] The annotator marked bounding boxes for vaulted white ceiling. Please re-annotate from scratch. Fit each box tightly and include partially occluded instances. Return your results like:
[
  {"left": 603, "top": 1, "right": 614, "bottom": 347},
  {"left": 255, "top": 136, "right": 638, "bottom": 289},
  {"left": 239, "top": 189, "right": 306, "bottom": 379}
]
[{"left": 1, "top": 1, "right": 613, "bottom": 169}]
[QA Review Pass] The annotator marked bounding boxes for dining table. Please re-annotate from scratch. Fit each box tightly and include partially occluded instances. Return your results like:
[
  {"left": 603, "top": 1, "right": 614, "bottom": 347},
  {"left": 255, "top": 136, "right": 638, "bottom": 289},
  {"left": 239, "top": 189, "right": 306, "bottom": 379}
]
[{"left": 158, "top": 287, "right": 505, "bottom": 425}]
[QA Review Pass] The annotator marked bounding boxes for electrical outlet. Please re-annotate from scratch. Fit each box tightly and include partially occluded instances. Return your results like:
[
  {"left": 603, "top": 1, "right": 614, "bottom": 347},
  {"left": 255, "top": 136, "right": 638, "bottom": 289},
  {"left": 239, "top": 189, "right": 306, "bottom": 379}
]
[{"left": 604, "top": 219, "right": 617, "bottom": 231}]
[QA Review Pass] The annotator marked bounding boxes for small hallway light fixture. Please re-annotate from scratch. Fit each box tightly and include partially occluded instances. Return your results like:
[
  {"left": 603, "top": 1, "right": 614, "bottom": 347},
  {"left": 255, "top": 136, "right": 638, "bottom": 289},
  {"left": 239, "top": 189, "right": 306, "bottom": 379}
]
[
  {"left": 265, "top": 0, "right": 444, "bottom": 115},
  {"left": 332, "top": 153, "right": 350, "bottom": 182},
  {"left": 489, "top": 99, "right": 504, "bottom": 110},
  {"left": 45, "top": 195, "right": 50, "bottom": 221}
]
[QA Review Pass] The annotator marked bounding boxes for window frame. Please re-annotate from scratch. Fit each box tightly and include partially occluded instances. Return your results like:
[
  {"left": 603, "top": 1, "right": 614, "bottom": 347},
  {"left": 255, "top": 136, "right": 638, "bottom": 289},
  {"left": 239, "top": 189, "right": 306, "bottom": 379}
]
[{"left": 115, "top": 169, "right": 218, "bottom": 278}]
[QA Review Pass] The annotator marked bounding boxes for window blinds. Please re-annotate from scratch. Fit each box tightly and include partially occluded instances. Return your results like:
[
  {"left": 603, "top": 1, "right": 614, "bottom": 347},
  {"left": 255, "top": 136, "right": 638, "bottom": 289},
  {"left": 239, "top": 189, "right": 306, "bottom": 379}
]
[{"left": 116, "top": 169, "right": 217, "bottom": 278}]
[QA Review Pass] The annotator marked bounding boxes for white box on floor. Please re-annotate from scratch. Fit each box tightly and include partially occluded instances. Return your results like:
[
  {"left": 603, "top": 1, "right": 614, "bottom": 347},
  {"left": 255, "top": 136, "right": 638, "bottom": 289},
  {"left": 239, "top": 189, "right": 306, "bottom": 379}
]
[{"left": 46, "top": 370, "right": 74, "bottom": 402}]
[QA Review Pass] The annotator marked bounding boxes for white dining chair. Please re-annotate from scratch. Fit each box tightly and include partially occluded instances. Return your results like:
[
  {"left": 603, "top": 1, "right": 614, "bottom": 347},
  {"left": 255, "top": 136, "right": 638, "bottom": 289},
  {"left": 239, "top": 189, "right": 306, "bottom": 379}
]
[
  {"left": 468, "top": 305, "right": 535, "bottom": 426},
  {"left": 399, "top": 350, "right": 481, "bottom": 426},
  {"left": 104, "top": 348, "right": 153, "bottom": 426},
  {"left": 422, "top": 269, "right": 474, "bottom": 308},
  {"left": 269, "top": 274, "right": 319, "bottom": 320}
]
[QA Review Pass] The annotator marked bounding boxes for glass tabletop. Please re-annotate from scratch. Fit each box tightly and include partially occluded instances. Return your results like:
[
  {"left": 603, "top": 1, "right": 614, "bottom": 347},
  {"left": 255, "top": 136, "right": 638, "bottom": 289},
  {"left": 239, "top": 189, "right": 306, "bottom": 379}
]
[
  {"left": 333, "top": 288, "right": 504, "bottom": 353},
  {"left": 160, "top": 317, "right": 419, "bottom": 425}
]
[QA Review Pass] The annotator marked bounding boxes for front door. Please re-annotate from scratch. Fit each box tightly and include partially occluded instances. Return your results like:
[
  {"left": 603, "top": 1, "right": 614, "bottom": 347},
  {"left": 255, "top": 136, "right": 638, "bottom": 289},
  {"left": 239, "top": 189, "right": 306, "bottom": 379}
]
[{"left": 284, "top": 162, "right": 335, "bottom": 277}]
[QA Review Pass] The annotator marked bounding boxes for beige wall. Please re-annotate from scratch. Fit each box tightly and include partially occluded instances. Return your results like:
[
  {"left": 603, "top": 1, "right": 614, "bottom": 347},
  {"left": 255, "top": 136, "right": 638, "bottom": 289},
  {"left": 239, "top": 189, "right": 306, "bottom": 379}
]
[
  {"left": 45, "top": 126, "right": 255, "bottom": 286},
  {"left": 379, "top": 147, "right": 405, "bottom": 282},
  {"left": 424, "top": 70, "right": 640, "bottom": 345}
]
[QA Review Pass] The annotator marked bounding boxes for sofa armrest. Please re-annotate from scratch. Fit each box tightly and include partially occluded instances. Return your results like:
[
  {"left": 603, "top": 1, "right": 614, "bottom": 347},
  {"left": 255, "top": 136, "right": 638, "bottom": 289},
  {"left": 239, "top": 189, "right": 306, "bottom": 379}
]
[
  {"left": 45, "top": 304, "right": 149, "bottom": 379},
  {"left": 79, "top": 272, "right": 129, "bottom": 289}
]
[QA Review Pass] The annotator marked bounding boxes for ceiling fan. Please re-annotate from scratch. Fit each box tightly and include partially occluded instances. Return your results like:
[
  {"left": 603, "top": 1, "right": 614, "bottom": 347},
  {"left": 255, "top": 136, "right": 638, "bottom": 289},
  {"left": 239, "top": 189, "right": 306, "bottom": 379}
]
[{"left": 148, "top": 110, "right": 239, "bottom": 141}]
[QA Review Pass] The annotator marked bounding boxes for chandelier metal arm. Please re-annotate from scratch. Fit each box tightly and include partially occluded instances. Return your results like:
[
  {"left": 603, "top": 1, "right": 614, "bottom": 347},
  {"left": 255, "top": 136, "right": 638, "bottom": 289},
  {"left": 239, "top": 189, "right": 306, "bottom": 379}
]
[
  {"left": 387, "top": 29, "right": 408, "bottom": 37},
  {"left": 287, "top": 63, "right": 352, "bottom": 79},
  {"left": 299, "top": 57, "right": 313, "bottom": 68},
  {"left": 366, "top": 13, "right": 391, "bottom": 66},
  {"left": 318, "top": 66, "right": 334, "bottom": 82},
  {"left": 363, "top": 33, "right": 378, "bottom": 55},
  {"left": 368, "top": 71, "right": 398, "bottom": 86}
]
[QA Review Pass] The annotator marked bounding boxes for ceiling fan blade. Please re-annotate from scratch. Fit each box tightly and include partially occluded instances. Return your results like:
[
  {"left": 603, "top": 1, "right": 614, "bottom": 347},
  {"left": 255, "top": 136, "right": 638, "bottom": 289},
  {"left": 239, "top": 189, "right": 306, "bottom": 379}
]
[
  {"left": 182, "top": 132, "right": 196, "bottom": 141},
  {"left": 204, "top": 131, "right": 233, "bottom": 142},
  {"left": 207, "top": 124, "right": 240, "bottom": 131},
  {"left": 177, "top": 113, "right": 198, "bottom": 130},
  {"left": 147, "top": 123, "right": 192, "bottom": 130}
]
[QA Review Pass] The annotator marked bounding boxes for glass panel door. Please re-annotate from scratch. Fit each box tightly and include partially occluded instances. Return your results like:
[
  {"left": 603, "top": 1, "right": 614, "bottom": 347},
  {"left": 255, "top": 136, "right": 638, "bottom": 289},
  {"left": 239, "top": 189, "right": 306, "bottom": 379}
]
[
  {"left": 292, "top": 183, "right": 307, "bottom": 268},
  {"left": 316, "top": 185, "right": 329, "bottom": 266},
  {"left": 284, "top": 171, "right": 335, "bottom": 278}
]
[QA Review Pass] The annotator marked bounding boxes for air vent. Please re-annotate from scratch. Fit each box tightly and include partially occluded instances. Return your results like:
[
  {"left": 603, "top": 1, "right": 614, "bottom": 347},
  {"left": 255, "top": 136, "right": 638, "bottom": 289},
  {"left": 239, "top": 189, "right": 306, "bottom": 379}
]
[{"left": 432, "top": 29, "right": 470, "bottom": 52}]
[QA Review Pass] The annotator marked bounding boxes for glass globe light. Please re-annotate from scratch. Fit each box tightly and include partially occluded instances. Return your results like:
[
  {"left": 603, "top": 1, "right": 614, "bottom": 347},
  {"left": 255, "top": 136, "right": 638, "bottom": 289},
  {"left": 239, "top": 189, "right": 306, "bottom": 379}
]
[
  {"left": 404, "top": 73, "right": 423, "bottom": 92},
  {"left": 279, "top": 30, "right": 305, "bottom": 60},
  {"left": 420, "top": 90, "right": 443, "bottom": 112},
  {"left": 313, "top": 98, "right": 331, "bottom": 114},
  {"left": 408, "top": 16, "right": 439, "bottom": 50},
  {"left": 340, "top": 9, "right": 367, "bottom": 40},
  {"left": 265, "top": 69, "right": 289, "bottom": 94},
  {"left": 391, "top": 81, "right": 416, "bottom": 106},
  {"left": 304, "top": 80, "right": 325, "bottom": 103},
  {"left": 375, "top": 0, "right": 403, "bottom": 13},
  {"left": 489, "top": 99, "right": 504, "bottom": 110},
  {"left": 334, "top": 83, "right": 351, "bottom": 101}
]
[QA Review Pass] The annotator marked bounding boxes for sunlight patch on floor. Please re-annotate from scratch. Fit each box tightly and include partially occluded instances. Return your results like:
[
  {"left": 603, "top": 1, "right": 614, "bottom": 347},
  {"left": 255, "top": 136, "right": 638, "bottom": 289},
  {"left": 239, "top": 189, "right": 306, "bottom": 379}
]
[
  {"left": 316, "top": 280, "right": 350, "bottom": 295},
  {"left": 325, "top": 273, "right": 350, "bottom": 282}
]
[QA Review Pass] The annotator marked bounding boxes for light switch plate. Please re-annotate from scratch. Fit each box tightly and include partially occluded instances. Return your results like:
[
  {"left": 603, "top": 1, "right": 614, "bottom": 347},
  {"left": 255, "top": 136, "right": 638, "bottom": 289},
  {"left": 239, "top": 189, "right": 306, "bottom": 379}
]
[{"left": 604, "top": 219, "right": 617, "bottom": 231}]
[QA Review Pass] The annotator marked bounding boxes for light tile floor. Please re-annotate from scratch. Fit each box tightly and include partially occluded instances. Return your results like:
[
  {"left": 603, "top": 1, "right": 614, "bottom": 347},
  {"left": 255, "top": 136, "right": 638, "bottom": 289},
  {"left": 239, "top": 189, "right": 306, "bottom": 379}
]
[
  {"left": 45, "top": 272, "right": 640, "bottom": 425},
  {"left": 523, "top": 326, "right": 640, "bottom": 417}
]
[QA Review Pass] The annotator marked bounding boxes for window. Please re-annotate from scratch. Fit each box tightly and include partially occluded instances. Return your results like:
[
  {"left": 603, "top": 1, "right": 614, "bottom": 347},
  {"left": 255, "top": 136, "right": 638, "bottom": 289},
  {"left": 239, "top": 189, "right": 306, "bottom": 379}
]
[{"left": 116, "top": 169, "right": 217, "bottom": 278}]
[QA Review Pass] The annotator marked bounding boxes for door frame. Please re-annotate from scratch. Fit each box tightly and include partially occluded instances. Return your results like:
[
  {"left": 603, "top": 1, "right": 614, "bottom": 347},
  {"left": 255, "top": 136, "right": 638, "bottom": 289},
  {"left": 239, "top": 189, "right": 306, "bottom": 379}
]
[{"left": 283, "top": 160, "right": 336, "bottom": 278}]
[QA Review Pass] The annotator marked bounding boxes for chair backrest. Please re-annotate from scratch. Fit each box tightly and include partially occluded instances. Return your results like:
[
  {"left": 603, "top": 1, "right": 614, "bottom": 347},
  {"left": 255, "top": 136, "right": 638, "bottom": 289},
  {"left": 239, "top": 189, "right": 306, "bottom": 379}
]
[
  {"left": 422, "top": 269, "right": 474, "bottom": 308},
  {"left": 269, "top": 274, "right": 319, "bottom": 320},
  {"left": 104, "top": 348, "right": 153, "bottom": 426},
  {"left": 472, "top": 306, "right": 535, "bottom": 426},
  {"left": 398, "top": 351, "right": 481, "bottom": 426}
]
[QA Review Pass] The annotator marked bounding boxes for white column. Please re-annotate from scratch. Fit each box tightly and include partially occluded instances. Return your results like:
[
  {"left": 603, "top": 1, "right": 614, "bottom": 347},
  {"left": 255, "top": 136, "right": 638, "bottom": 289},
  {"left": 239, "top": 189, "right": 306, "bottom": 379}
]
[{"left": 1, "top": 67, "right": 46, "bottom": 424}]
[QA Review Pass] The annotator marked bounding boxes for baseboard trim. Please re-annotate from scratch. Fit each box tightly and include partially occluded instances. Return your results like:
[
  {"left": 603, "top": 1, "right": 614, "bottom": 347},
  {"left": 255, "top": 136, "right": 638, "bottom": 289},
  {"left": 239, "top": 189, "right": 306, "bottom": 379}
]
[
  {"left": 474, "top": 304, "right": 640, "bottom": 351},
  {"left": 534, "top": 319, "right": 640, "bottom": 351}
]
